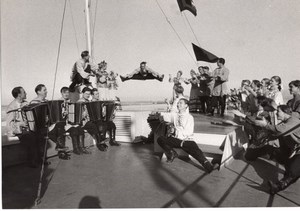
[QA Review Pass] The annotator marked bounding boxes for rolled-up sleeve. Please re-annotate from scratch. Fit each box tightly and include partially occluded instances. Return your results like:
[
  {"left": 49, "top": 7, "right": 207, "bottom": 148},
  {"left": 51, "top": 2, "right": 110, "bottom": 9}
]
[{"left": 76, "top": 60, "right": 90, "bottom": 79}]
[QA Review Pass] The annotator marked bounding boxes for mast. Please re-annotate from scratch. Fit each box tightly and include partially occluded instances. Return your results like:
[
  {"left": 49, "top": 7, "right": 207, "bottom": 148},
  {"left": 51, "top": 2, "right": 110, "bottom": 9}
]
[
  {"left": 84, "top": 0, "right": 96, "bottom": 87},
  {"left": 84, "top": 0, "right": 92, "bottom": 57}
]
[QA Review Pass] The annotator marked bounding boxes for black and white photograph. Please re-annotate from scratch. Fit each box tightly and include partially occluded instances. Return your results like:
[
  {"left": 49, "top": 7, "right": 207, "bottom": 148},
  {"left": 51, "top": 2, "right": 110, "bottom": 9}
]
[{"left": 1, "top": 0, "right": 300, "bottom": 209}]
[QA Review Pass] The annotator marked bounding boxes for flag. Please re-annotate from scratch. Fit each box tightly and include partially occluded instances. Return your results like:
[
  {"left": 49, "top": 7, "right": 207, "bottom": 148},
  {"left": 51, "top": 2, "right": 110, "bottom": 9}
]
[
  {"left": 177, "top": 0, "right": 197, "bottom": 16},
  {"left": 192, "top": 43, "right": 219, "bottom": 63}
]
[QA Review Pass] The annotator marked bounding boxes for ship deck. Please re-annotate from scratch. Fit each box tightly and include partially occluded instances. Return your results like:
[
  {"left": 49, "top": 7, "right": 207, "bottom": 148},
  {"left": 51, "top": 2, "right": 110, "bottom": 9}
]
[{"left": 2, "top": 143, "right": 300, "bottom": 208}]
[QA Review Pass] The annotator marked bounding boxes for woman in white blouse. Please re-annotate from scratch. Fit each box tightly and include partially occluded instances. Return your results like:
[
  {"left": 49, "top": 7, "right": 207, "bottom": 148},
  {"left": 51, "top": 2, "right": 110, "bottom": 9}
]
[{"left": 267, "top": 76, "right": 284, "bottom": 106}]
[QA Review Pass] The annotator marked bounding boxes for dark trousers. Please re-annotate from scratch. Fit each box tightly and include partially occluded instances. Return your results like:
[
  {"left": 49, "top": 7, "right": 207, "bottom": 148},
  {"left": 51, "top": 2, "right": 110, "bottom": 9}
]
[
  {"left": 123, "top": 72, "right": 162, "bottom": 82},
  {"left": 210, "top": 95, "right": 227, "bottom": 115},
  {"left": 157, "top": 136, "right": 207, "bottom": 164},
  {"left": 199, "top": 96, "right": 210, "bottom": 113},
  {"left": 69, "top": 73, "right": 91, "bottom": 92},
  {"left": 245, "top": 145, "right": 300, "bottom": 181},
  {"left": 17, "top": 132, "right": 40, "bottom": 164},
  {"left": 82, "top": 121, "right": 105, "bottom": 144}
]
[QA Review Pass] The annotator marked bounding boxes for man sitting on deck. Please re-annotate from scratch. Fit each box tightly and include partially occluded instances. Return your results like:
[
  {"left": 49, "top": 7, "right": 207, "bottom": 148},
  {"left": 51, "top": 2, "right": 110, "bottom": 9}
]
[
  {"left": 157, "top": 98, "right": 217, "bottom": 173},
  {"left": 59, "top": 87, "right": 91, "bottom": 155},
  {"left": 120, "top": 61, "right": 164, "bottom": 82},
  {"left": 31, "top": 84, "right": 70, "bottom": 160},
  {"left": 69, "top": 50, "right": 98, "bottom": 92},
  {"left": 6, "top": 87, "right": 41, "bottom": 168},
  {"left": 77, "top": 87, "right": 110, "bottom": 151}
]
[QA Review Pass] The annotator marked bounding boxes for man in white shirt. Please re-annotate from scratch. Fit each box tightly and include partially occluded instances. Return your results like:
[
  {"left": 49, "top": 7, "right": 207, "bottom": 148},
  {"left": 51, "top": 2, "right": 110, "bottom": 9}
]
[
  {"left": 69, "top": 51, "right": 97, "bottom": 92},
  {"left": 6, "top": 87, "right": 40, "bottom": 167},
  {"left": 157, "top": 98, "right": 216, "bottom": 173}
]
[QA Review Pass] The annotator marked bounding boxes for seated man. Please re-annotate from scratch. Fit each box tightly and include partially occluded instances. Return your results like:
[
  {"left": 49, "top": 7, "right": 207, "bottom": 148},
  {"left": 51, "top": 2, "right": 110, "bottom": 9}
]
[
  {"left": 6, "top": 87, "right": 41, "bottom": 168},
  {"left": 82, "top": 87, "right": 120, "bottom": 147},
  {"left": 31, "top": 84, "right": 70, "bottom": 160},
  {"left": 77, "top": 87, "right": 109, "bottom": 151},
  {"left": 69, "top": 50, "right": 97, "bottom": 92},
  {"left": 91, "top": 88, "right": 100, "bottom": 102},
  {"left": 237, "top": 105, "right": 300, "bottom": 195},
  {"left": 60, "top": 87, "right": 91, "bottom": 155},
  {"left": 157, "top": 98, "right": 217, "bottom": 173},
  {"left": 120, "top": 61, "right": 164, "bottom": 82}
]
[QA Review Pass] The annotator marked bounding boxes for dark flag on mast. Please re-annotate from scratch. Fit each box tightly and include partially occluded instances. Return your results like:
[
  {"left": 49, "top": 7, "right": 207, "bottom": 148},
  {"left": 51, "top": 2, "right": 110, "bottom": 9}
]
[
  {"left": 177, "top": 0, "right": 197, "bottom": 16},
  {"left": 192, "top": 43, "right": 219, "bottom": 63}
]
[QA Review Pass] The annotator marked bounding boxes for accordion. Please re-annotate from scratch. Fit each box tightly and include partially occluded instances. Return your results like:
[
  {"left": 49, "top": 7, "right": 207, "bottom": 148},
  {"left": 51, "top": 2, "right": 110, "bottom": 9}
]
[
  {"left": 85, "top": 101, "right": 106, "bottom": 122},
  {"left": 67, "top": 102, "right": 85, "bottom": 125},
  {"left": 103, "top": 101, "right": 116, "bottom": 122},
  {"left": 86, "top": 100, "right": 116, "bottom": 122},
  {"left": 21, "top": 103, "right": 49, "bottom": 132},
  {"left": 47, "top": 100, "right": 66, "bottom": 125}
]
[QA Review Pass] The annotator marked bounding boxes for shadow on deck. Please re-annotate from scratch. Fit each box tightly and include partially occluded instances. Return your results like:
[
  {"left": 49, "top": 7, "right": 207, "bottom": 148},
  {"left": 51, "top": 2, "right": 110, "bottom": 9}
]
[{"left": 2, "top": 143, "right": 300, "bottom": 208}]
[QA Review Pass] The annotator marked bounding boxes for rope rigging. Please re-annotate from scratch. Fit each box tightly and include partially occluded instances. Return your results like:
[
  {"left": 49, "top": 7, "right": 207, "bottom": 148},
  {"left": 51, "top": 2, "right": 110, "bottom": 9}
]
[
  {"left": 68, "top": 0, "right": 80, "bottom": 55},
  {"left": 34, "top": 0, "right": 68, "bottom": 206},
  {"left": 154, "top": 0, "right": 197, "bottom": 66},
  {"left": 183, "top": 12, "right": 201, "bottom": 47},
  {"left": 91, "top": 0, "right": 98, "bottom": 56},
  {"left": 182, "top": 11, "right": 214, "bottom": 71}
]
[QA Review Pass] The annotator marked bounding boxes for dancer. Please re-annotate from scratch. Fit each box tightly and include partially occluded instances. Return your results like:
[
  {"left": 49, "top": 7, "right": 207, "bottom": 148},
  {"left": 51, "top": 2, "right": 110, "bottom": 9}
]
[
  {"left": 120, "top": 61, "right": 164, "bottom": 82},
  {"left": 107, "top": 71, "right": 119, "bottom": 100},
  {"left": 169, "top": 70, "right": 186, "bottom": 101},
  {"left": 96, "top": 60, "right": 109, "bottom": 100},
  {"left": 185, "top": 69, "right": 200, "bottom": 113}
]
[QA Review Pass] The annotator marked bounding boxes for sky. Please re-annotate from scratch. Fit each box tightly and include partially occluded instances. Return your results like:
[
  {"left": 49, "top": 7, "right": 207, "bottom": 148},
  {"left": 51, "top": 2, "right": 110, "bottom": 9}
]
[{"left": 1, "top": 0, "right": 300, "bottom": 105}]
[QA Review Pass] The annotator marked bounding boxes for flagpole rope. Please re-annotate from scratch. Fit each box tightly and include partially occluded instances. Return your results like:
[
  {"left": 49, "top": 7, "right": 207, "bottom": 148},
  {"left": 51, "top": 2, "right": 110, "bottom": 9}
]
[
  {"left": 34, "top": 0, "right": 67, "bottom": 206},
  {"left": 183, "top": 11, "right": 215, "bottom": 71},
  {"left": 183, "top": 12, "right": 201, "bottom": 47},
  {"left": 154, "top": 0, "right": 197, "bottom": 66}
]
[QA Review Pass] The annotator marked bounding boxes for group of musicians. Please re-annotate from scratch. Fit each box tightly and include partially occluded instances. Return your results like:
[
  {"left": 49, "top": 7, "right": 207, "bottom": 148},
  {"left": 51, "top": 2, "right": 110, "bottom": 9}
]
[{"left": 6, "top": 84, "right": 120, "bottom": 168}]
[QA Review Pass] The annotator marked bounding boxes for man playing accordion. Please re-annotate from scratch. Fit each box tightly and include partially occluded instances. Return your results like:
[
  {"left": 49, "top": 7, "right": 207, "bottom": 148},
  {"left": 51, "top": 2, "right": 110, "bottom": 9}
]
[
  {"left": 157, "top": 98, "right": 217, "bottom": 173},
  {"left": 77, "top": 87, "right": 109, "bottom": 151},
  {"left": 30, "top": 84, "right": 70, "bottom": 160},
  {"left": 6, "top": 87, "right": 41, "bottom": 168},
  {"left": 59, "top": 87, "right": 91, "bottom": 155}
]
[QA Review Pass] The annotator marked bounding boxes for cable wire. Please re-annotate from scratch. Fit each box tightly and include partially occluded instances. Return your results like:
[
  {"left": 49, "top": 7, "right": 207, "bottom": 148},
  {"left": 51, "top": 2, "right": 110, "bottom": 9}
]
[
  {"left": 68, "top": 0, "right": 80, "bottom": 55},
  {"left": 154, "top": 0, "right": 197, "bottom": 66},
  {"left": 34, "top": 0, "right": 67, "bottom": 206}
]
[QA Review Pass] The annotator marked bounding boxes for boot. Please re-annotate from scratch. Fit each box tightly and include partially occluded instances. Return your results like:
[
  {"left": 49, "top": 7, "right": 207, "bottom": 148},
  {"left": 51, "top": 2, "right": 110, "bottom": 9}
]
[
  {"left": 120, "top": 75, "right": 128, "bottom": 82},
  {"left": 109, "top": 130, "right": 120, "bottom": 146},
  {"left": 58, "top": 151, "right": 71, "bottom": 160},
  {"left": 268, "top": 177, "right": 294, "bottom": 195},
  {"left": 71, "top": 136, "right": 82, "bottom": 155},
  {"left": 182, "top": 141, "right": 215, "bottom": 173},
  {"left": 165, "top": 149, "right": 178, "bottom": 163},
  {"left": 55, "top": 136, "right": 69, "bottom": 152},
  {"left": 93, "top": 134, "right": 108, "bottom": 152},
  {"left": 79, "top": 135, "right": 91, "bottom": 154}
]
